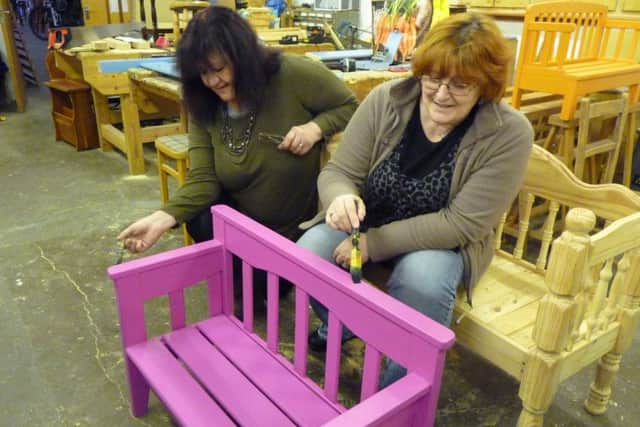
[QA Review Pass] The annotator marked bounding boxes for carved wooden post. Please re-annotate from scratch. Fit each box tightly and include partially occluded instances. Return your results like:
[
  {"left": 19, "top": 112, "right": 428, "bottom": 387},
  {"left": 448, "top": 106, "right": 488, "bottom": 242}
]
[
  {"left": 585, "top": 249, "right": 640, "bottom": 414},
  {"left": 517, "top": 208, "right": 595, "bottom": 427}
]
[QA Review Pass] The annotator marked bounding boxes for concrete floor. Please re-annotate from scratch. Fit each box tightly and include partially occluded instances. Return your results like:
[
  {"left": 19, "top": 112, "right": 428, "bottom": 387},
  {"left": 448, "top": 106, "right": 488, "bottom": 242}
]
[{"left": 1, "top": 85, "right": 638, "bottom": 427}]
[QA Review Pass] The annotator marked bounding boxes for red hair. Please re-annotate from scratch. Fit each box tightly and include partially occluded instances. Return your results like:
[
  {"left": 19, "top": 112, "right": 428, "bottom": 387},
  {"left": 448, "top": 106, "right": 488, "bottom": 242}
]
[{"left": 412, "top": 13, "right": 511, "bottom": 102}]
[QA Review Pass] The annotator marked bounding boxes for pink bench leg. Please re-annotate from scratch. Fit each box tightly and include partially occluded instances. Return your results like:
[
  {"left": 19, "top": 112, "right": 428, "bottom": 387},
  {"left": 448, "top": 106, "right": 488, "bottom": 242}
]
[{"left": 126, "top": 358, "right": 151, "bottom": 416}]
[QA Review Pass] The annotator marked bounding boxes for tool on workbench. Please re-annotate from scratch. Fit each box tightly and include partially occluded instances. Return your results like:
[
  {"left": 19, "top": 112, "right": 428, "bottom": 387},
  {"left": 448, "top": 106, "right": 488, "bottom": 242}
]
[{"left": 47, "top": 27, "right": 71, "bottom": 50}]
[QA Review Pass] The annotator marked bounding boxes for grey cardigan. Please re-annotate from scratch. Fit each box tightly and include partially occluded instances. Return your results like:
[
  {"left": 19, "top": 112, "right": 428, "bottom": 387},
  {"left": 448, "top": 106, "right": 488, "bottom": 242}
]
[{"left": 316, "top": 77, "right": 533, "bottom": 298}]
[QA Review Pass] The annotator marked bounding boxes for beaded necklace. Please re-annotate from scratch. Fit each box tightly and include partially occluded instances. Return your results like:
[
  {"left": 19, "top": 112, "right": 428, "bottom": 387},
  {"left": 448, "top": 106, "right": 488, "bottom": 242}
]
[{"left": 220, "top": 107, "right": 256, "bottom": 155}]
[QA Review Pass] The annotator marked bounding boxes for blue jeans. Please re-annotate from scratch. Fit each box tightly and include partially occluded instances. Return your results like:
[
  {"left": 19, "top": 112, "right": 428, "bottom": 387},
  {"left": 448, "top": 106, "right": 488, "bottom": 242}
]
[{"left": 297, "top": 223, "right": 463, "bottom": 388}]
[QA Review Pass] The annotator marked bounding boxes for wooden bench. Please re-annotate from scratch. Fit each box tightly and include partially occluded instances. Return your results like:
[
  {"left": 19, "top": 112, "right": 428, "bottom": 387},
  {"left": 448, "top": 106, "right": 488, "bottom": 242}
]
[
  {"left": 450, "top": 145, "right": 640, "bottom": 426},
  {"left": 108, "top": 206, "right": 455, "bottom": 426}
]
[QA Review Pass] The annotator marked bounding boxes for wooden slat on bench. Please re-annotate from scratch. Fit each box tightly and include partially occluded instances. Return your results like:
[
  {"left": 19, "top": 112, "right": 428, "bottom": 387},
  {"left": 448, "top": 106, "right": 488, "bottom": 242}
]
[
  {"left": 198, "top": 316, "right": 342, "bottom": 426},
  {"left": 163, "top": 325, "right": 296, "bottom": 427},
  {"left": 126, "top": 340, "right": 235, "bottom": 427}
]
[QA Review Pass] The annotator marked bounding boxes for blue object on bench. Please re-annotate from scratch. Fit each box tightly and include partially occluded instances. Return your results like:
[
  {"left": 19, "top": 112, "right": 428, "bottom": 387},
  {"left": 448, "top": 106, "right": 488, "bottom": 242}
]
[
  {"left": 141, "top": 61, "right": 180, "bottom": 79},
  {"left": 98, "top": 56, "right": 175, "bottom": 73}
]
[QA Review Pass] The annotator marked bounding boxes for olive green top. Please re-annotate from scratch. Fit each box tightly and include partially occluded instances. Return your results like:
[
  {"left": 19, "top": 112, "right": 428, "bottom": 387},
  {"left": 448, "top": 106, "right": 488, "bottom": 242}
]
[{"left": 162, "top": 54, "right": 358, "bottom": 240}]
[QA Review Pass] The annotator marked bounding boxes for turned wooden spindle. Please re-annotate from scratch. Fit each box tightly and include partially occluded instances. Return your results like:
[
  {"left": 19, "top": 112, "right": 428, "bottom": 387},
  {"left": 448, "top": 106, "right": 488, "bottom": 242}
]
[
  {"left": 518, "top": 208, "right": 595, "bottom": 427},
  {"left": 536, "top": 200, "right": 560, "bottom": 272},
  {"left": 585, "top": 249, "right": 640, "bottom": 415}
]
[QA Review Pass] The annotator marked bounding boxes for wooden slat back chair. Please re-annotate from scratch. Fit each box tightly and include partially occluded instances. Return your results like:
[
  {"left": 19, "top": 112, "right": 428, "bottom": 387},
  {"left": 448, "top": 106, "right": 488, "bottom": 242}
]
[
  {"left": 138, "top": 0, "right": 160, "bottom": 41},
  {"left": 453, "top": 145, "right": 640, "bottom": 426},
  {"left": 511, "top": 2, "right": 640, "bottom": 122},
  {"left": 544, "top": 92, "right": 629, "bottom": 184},
  {"left": 574, "top": 93, "right": 629, "bottom": 184},
  {"left": 169, "top": 1, "right": 210, "bottom": 44}
]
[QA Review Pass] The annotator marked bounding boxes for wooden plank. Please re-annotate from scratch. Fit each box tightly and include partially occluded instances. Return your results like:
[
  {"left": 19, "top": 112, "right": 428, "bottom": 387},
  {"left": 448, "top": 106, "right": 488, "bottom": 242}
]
[
  {"left": 452, "top": 310, "right": 528, "bottom": 379},
  {"left": 164, "top": 326, "right": 296, "bottom": 426},
  {"left": 507, "top": 324, "right": 536, "bottom": 352},
  {"left": 465, "top": 258, "right": 546, "bottom": 309},
  {"left": 197, "top": 316, "right": 342, "bottom": 426},
  {"left": 0, "top": 0, "right": 26, "bottom": 112},
  {"left": 493, "top": 300, "right": 540, "bottom": 336},
  {"left": 559, "top": 326, "right": 618, "bottom": 381},
  {"left": 126, "top": 339, "right": 236, "bottom": 427},
  {"left": 139, "top": 123, "right": 182, "bottom": 143},
  {"left": 100, "top": 124, "right": 126, "bottom": 152}
]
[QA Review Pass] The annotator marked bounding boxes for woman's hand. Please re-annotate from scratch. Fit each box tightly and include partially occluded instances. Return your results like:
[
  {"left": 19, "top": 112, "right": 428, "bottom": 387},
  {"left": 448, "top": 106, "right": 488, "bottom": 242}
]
[
  {"left": 279, "top": 121, "right": 323, "bottom": 156},
  {"left": 334, "top": 233, "right": 369, "bottom": 269},
  {"left": 326, "top": 195, "right": 366, "bottom": 233},
  {"left": 117, "top": 210, "right": 177, "bottom": 253}
]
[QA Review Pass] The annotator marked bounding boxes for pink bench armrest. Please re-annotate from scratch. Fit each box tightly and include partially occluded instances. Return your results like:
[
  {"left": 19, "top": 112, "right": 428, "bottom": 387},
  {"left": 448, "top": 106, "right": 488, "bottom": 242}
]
[
  {"left": 323, "top": 374, "right": 431, "bottom": 426},
  {"left": 108, "top": 240, "right": 226, "bottom": 348}
]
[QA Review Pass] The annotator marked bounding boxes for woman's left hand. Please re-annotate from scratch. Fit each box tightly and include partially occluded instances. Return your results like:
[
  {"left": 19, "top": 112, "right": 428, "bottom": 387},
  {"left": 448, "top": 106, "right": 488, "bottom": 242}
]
[
  {"left": 334, "top": 233, "right": 369, "bottom": 269},
  {"left": 279, "top": 121, "right": 323, "bottom": 156}
]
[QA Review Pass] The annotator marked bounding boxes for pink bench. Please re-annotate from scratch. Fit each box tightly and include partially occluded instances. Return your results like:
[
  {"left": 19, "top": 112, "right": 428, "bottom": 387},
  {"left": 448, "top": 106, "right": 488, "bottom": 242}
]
[{"left": 108, "top": 206, "right": 455, "bottom": 426}]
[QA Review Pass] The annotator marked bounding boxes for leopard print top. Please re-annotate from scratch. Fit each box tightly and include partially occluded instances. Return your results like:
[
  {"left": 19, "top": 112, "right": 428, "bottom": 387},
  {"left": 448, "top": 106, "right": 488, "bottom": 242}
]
[{"left": 361, "top": 136, "right": 459, "bottom": 230}]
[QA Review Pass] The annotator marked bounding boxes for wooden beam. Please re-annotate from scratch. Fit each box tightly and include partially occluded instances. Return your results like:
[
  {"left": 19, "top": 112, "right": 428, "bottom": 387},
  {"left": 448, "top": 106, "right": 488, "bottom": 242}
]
[{"left": 0, "top": 0, "right": 26, "bottom": 112}]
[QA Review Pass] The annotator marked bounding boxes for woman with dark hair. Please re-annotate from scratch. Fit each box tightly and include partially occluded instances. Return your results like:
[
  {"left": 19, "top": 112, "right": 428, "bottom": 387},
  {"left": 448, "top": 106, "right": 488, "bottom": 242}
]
[
  {"left": 119, "top": 6, "right": 357, "bottom": 252},
  {"left": 298, "top": 13, "right": 533, "bottom": 386}
]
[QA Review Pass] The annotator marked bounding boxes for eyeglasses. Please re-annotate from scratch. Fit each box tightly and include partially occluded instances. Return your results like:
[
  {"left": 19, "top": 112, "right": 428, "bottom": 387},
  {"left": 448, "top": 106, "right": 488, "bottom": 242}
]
[{"left": 420, "top": 75, "right": 476, "bottom": 96}]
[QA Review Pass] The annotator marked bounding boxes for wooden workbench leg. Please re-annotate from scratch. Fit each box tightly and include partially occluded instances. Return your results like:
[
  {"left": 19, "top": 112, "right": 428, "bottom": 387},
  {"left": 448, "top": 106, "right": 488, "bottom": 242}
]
[
  {"left": 121, "top": 92, "right": 146, "bottom": 175},
  {"left": 92, "top": 90, "right": 113, "bottom": 152}
]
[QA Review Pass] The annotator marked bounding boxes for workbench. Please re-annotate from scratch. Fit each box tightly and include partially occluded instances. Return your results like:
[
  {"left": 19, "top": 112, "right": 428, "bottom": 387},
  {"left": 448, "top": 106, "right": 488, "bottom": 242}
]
[
  {"left": 54, "top": 48, "right": 181, "bottom": 175},
  {"left": 125, "top": 67, "right": 412, "bottom": 163}
]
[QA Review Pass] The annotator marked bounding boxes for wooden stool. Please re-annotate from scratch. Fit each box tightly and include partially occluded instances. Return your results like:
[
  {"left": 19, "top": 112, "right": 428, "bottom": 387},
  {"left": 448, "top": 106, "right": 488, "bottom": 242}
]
[
  {"left": 156, "top": 134, "right": 192, "bottom": 245},
  {"left": 45, "top": 79, "right": 99, "bottom": 151},
  {"left": 169, "top": 1, "right": 210, "bottom": 44}
]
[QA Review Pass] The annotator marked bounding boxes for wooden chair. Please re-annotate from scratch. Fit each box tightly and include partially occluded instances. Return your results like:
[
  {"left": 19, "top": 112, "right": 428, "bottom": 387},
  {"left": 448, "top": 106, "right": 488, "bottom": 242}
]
[
  {"left": 511, "top": 2, "right": 640, "bottom": 122},
  {"left": 108, "top": 206, "right": 455, "bottom": 426},
  {"left": 155, "top": 134, "right": 192, "bottom": 246},
  {"left": 452, "top": 145, "right": 640, "bottom": 426},
  {"left": 574, "top": 93, "right": 629, "bottom": 184},
  {"left": 544, "top": 93, "right": 629, "bottom": 184},
  {"left": 169, "top": 1, "right": 210, "bottom": 44}
]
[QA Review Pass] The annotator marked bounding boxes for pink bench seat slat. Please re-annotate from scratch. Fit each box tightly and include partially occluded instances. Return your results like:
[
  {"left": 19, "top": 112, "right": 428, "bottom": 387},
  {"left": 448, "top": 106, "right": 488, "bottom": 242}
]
[
  {"left": 197, "top": 315, "right": 342, "bottom": 426},
  {"left": 126, "top": 339, "right": 235, "bottom": 427},
  {"left": 163, "top": 325, "right": 296, "bottom": 427}
]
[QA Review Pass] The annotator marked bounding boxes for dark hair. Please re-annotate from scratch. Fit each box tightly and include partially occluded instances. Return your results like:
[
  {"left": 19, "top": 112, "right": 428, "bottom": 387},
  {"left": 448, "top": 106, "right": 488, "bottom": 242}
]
[
  {"left": 176, "top": 6, "right": 282, "bottom": 124},
  {"left": 412, "top": 13, "right": 511, "bottom": 102}
]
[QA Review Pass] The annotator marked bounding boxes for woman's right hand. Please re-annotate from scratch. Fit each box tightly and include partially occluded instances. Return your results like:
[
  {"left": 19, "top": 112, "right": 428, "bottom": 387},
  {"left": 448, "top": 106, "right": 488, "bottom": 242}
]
[
  {"left": 325, "top": 195, "right": 366, "bottom": 233},
  {"left": 117, "top": 210, "right": 177, "bottom": 254}
]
